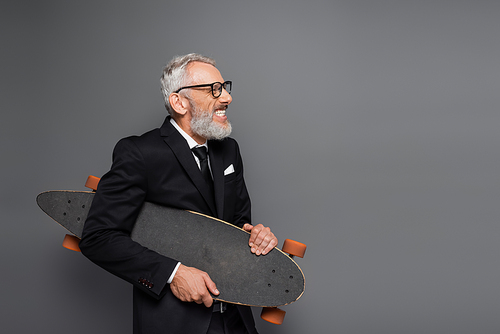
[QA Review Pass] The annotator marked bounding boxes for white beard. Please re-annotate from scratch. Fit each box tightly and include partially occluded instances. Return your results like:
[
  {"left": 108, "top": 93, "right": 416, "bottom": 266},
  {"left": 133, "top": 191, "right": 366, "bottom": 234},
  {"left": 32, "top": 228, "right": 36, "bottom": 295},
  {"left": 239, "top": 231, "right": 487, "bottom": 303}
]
[{"left": 190, "top": 104, "right": 232, "bottom": 140}]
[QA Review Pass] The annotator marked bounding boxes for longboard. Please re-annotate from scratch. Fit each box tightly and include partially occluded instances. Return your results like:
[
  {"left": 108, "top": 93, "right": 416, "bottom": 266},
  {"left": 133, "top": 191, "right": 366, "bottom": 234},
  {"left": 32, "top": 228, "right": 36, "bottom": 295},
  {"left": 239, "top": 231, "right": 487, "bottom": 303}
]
[{"left": 36, "top": 190, "right": 305, "bottom": 312}]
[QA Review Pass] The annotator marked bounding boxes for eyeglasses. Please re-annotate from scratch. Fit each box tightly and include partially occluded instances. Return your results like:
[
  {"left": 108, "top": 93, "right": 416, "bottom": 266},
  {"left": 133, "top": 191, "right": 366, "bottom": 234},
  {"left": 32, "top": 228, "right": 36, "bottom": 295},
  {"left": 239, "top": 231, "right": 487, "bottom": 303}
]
[{"left": 175, "top": 81, "right": 232, "bottom": 98}]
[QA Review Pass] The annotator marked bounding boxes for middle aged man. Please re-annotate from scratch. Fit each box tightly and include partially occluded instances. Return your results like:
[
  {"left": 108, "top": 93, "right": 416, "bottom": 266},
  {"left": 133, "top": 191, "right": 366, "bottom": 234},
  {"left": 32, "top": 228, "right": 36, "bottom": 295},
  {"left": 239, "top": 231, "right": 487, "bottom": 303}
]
[{"left": 79, "top": 53, "right": 277, "bottom": 334}]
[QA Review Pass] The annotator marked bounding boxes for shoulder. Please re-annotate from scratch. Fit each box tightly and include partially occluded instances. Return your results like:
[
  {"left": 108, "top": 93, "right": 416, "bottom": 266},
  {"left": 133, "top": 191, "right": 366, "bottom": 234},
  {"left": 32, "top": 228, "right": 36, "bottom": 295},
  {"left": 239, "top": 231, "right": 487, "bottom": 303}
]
[
  {"left": 111, "top": 128, "right": 165, "bottom": 162},
  {"left": 115, "top": 127, "right": 162, "bottom": 149},
  {"left": 123, "top": 127, "right": 161, "bottom": 144}
]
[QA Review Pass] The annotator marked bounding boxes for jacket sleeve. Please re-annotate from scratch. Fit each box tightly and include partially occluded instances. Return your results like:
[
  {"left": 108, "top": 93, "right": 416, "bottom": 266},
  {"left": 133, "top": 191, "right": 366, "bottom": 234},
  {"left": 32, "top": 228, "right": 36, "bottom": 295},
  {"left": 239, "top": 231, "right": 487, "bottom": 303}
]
[{"left": 79, "top": 137, "right": 178, "bottom": 300}]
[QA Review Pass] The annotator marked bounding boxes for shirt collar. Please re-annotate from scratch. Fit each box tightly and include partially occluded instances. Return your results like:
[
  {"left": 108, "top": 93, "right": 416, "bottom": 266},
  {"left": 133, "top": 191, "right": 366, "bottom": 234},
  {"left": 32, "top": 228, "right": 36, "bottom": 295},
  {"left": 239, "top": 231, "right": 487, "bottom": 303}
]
[{"left": 170, "top": 117, "right": 208, "bottom": 150}]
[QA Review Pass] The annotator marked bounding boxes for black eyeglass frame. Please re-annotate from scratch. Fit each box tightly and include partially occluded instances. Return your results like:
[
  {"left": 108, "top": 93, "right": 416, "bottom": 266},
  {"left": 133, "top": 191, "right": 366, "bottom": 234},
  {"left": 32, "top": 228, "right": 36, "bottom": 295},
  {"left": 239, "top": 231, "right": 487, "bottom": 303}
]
[{"left": 174, "top": 81, "right": 232, "bottom": 98}]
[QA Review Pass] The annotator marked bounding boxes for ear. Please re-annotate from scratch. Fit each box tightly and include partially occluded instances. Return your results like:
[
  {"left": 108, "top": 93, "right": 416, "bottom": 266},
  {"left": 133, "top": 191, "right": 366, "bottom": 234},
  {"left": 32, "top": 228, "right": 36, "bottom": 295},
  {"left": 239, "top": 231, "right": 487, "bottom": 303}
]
[{"left": 169, "top": 93, "right": 189, "bottom": 116}]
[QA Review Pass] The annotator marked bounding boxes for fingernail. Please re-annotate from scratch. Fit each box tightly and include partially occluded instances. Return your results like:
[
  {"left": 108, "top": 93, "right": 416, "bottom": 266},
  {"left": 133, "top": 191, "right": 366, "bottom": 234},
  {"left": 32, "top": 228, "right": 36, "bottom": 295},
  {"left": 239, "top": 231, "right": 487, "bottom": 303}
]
[{"left": 215, "top": 289, "right": 219, "bottom": 295}]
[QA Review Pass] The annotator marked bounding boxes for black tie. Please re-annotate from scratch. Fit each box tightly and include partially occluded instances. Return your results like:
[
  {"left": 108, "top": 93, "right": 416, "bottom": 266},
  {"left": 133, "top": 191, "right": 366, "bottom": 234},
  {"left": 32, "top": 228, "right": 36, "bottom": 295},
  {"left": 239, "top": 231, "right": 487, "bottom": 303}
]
[{"left": 191, "top": 146, "right": 214, "bottom": 193}]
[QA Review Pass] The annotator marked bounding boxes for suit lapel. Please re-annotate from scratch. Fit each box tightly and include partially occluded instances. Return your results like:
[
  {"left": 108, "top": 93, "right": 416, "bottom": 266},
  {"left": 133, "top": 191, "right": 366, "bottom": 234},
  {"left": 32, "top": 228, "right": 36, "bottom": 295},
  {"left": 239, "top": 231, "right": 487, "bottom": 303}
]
[{"left": 160, "top": 118, "right": 217, "bottom": 216}]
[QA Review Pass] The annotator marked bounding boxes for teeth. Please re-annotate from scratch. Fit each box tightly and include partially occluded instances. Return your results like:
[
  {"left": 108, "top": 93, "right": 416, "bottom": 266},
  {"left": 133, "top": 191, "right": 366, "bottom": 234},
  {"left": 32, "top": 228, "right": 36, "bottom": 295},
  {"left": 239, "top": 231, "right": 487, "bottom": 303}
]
[{"left": 215, "top": 109, "right": 226, "bottom": 116}]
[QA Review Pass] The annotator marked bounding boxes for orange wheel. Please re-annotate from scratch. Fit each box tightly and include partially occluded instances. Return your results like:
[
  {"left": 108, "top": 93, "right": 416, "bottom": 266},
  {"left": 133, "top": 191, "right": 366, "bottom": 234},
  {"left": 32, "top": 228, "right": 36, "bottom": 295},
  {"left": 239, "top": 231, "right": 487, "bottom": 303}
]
[
  {"left": 282, "top": 239, "right": 307, "bottom": 258},
  {"left": 261, "top": 307, "right": 286, "bottom": 325},
  {"left": 85, "top": 175, "right": 101, "bottom": 191},
  {"left": 62, "top": 234, "right": 81, "bottom": 252}
]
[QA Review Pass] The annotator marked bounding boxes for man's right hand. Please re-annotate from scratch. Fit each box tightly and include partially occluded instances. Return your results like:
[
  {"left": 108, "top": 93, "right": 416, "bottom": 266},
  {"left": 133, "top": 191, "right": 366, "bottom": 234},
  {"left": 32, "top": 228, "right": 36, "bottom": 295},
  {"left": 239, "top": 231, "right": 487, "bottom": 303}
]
[{"left": 169, "top": 264, "right": 219, "bottom": 307}]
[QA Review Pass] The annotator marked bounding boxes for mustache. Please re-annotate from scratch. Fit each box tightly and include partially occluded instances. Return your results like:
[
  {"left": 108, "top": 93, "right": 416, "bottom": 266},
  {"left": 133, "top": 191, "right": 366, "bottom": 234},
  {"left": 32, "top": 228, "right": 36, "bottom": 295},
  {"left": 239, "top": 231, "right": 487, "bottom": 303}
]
[
  {"left": 214, "top": 105, "right": 228, "bottom": 111},
  {"left": 210, "top": 105, "right": 228, "bottom": 115}
]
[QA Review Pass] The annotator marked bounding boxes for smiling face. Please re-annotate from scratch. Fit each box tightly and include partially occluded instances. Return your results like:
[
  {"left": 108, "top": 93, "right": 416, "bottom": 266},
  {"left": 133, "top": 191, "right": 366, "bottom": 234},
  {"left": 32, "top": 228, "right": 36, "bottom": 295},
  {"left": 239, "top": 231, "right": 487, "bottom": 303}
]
[{"left": 176, "top": 62, "right": 233, "bottom": 143}]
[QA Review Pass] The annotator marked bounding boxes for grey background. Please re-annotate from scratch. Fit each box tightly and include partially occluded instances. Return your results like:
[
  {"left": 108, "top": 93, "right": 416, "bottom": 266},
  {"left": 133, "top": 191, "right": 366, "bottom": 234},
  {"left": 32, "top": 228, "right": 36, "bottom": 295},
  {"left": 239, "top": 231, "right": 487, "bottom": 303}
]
[{"left": 2, "top": 0, "right": 499, "bottom": 333}]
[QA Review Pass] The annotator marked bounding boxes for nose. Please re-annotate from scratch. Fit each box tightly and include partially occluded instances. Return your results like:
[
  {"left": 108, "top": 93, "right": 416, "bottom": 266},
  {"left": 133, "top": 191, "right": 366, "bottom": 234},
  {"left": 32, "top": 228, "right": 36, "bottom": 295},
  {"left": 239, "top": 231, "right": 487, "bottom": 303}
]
[{"left": 219, "top": 87, "right": 232, "bottom": 104}]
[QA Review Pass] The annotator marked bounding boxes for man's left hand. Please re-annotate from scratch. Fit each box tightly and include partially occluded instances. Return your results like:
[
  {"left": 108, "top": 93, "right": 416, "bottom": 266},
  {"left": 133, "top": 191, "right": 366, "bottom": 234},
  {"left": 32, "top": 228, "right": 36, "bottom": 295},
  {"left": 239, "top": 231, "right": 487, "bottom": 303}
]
[{"left": 243, "top": 224, "right": 278, "bottom": 256}]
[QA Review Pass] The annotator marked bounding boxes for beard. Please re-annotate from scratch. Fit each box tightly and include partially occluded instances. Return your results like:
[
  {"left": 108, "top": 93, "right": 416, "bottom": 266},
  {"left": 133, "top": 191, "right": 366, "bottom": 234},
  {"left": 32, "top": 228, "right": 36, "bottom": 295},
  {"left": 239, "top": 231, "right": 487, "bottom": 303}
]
[{"left": 190, "top": 103, "right": 232, "bottom": 140}]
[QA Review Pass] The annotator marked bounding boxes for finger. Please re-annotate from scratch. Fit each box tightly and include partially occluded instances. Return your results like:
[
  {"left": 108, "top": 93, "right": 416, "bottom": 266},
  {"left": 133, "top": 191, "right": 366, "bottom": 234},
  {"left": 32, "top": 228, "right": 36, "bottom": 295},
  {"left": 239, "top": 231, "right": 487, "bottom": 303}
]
[
  {"left": 253, "top": 227, "right": 275, "bottom": 255},
  {"left": 261, "top": 236, "right": 278, "bottom": 255},
  {"left": 249, "top": 224, "right": 264, "bottom": 248},
  {"left": 251, "top": 225, "right": 269, "bottom": 249},
  {"left": 255, "top": 239, "right": 268, "bottom": 255},
  {"left": 204, "top": 274, "right": 219, "bottom": 296},
  {"left": 198, "top": 274, "right": 215, "bottom": 307},
  {"left": 243, "top": 223, "right": 253, "bottom": 232},
  {"left": 202, "top": 292, "right": 214, "bottom": 307}
]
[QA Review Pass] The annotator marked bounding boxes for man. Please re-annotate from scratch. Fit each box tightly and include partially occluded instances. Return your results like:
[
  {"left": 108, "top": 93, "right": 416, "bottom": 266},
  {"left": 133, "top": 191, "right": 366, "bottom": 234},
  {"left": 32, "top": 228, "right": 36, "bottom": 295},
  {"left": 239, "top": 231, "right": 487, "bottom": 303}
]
[{"left": 79, "top": 53, "right": 277, "bottom": 334}]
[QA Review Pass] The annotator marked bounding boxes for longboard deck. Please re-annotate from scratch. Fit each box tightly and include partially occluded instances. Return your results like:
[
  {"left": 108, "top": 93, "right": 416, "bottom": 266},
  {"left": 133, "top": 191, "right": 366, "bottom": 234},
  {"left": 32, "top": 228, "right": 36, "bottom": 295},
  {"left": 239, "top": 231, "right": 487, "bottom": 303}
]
[{"left": 37, "top": 190, "right": 305, "bottom": 307}]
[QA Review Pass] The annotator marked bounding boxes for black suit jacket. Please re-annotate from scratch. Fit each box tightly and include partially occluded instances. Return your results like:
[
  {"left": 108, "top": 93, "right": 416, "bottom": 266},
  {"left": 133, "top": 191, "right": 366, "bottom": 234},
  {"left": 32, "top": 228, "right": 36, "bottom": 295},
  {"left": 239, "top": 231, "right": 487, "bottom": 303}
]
[{"left": 80, "top": 117, "right": 257, "bottom": 334}]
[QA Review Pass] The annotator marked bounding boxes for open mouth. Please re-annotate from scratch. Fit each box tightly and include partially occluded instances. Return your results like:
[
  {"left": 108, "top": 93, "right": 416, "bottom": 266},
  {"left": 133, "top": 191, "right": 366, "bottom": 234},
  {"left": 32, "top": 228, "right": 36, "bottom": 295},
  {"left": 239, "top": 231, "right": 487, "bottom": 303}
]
[{"left": 214, "top": 109, "right": 226, "bottom": 117}]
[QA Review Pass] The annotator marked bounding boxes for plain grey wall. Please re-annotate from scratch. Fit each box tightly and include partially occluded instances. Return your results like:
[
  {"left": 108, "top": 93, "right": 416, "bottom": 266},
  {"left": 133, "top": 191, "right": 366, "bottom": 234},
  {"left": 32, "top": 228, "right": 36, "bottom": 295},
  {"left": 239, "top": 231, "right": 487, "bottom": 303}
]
[{"left": 2, "top": 1, "right": 500, "bottom": 333}]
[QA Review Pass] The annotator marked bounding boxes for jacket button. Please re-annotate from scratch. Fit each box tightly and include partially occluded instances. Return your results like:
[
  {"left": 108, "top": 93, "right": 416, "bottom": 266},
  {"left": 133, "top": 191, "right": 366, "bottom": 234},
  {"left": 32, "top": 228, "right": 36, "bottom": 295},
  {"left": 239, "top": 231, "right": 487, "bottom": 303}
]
[{"left": 138, "top": 278, "right": 153, "bottom": 289}]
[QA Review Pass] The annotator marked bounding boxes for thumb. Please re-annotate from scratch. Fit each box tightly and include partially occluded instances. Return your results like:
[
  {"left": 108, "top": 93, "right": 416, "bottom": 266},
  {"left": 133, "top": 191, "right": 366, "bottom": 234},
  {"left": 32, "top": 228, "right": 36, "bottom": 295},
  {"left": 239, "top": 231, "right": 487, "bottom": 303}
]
[{"left": 243, "top": 223, "right": 253, "bottom": 232}]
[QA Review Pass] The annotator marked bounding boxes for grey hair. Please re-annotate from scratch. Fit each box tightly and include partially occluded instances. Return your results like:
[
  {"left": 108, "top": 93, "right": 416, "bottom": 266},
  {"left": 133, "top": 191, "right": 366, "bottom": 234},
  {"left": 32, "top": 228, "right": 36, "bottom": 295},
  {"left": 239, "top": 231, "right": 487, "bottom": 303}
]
[{"left": 160, "top": 53, "right": 216, "bottom": 116}]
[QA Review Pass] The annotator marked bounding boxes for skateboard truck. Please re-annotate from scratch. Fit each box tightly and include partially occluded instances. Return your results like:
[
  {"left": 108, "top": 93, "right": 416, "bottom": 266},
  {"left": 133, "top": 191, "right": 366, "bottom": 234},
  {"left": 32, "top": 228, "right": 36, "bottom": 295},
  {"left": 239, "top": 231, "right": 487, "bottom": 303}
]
[{"left": 260, "top": 239, "right": 306, "bottom": 325}]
